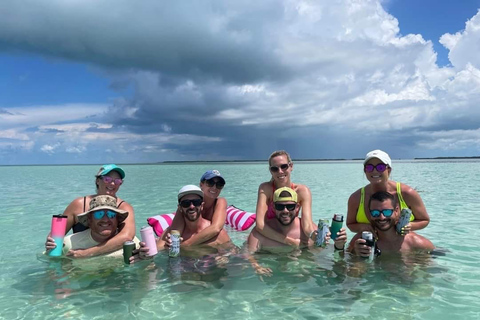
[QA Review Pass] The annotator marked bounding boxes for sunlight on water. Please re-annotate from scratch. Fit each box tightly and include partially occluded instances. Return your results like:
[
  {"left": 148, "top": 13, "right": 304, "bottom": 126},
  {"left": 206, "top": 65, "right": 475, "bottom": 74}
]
[{"left": 0, "top": 161, "right": 480, "bottom": 319}]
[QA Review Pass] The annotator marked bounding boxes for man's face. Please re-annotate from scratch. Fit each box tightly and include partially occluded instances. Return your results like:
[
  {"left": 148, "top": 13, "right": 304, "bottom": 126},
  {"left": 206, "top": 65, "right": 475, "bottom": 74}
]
[
  {"left": 274, "top": 201, "right": 298, "bottom": 226},
  {"left": 178, "top": 194, "right": 203, "bottom": 222},
  {"left": 88, "top": 209, "right": 118, "bottom": 238},
  {"left": 368, "top": 199, "right": 398, "bottom": 231}
]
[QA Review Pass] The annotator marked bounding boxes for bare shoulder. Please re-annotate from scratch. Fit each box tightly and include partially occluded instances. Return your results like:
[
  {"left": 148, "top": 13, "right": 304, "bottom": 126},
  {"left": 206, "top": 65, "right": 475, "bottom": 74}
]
[
  {"left": 117, "top": 198, "right": 134, "bottom": 212},
  {"left": 63, "top": 195, "right": 90, "bottom": 216},
  {"left": 348, "top": 188, "right": 362, "bottom": 203},
  {"left": 258, "top": 181, "right": 273, "bottom": 197},
  {"left": 295, "top": 183, "right": 311, "bottom": 195},
  {"left": 216, "top": 197, "right": 228, "bottom": 207},
  {"left": 399, "top": 182, "right": 420, "bottom": 197},
  {"left": 406, "top": 232, "right": 434, "bottom": 251}
]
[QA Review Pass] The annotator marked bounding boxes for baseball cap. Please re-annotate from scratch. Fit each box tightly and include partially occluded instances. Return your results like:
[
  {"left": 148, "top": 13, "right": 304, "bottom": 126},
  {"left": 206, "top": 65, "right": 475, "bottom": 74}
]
[
  {"left": 178, "top": 185, "right": 204, "bottom": 200},
  {"left": 363, "top": 150, "right": 392, "bottom": 167},
  {"left": 200, "top": 170, "right": 225, "bottom": 184},
  {"left": 273, "top": 187, "right": 298, "bottom": 203},
  {"left": 95, "top": 164, "right": 126, "bottom": 179}
]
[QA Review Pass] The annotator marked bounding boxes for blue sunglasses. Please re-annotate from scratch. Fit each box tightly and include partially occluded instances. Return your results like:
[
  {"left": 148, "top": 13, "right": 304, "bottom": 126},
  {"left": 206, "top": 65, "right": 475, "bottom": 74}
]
[
  {"left": 370, "top": 209, "right": 394, "bottom": 218},
  {"left": 93, "top": 210, "right": 117, "bottom": 220}
]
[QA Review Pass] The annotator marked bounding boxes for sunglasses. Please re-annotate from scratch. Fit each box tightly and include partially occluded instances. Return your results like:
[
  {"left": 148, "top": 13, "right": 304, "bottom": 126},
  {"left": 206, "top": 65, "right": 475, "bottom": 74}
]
[
  {"left": 179, "top": 199, "right": 203, "bottom": 208},
  {"left": 92, "top": 210, "right": 117, "bottom": 220},
  {"left": 270, "top": 163, "right": 290, "bottom": 173},
  {"left": 101, "top": 176, "right": 123, "bottom": 186},
  {"left": 274, "top": 203, "right": 297, "bottom": 211},
  {"left": 370, "top": 209, "right": 394, "bottom": 218},
  {"left": 204, "top": 179, "right": 225, "bottom": 189},
  {"left": 364, "top": 163, "right": 388, "bottom": 173}
]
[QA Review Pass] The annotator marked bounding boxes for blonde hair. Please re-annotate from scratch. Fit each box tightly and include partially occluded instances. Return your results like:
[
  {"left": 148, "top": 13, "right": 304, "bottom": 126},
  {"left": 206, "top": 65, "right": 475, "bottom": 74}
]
[{"left": 268, "top": 150, "right": 292, "bottom": 166}]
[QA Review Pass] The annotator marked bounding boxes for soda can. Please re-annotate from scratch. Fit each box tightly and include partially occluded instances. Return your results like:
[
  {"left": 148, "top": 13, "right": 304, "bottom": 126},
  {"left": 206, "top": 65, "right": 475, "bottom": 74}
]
[
  {"left": 140, "top": 225, "right": 158, "bottom": 257},
  {"left": 169, "top": 230, "right": 181, "bottom": 257},
  {"left": 361, "top": 231, "right": 375, "bottom": 261},
  {"left": 123, "top": 240, "right": 136, "bottom": 264},
  {"left": 330, "top": 213, "right": 344, "bottom": 240},
  {"left": 396, "top": 208, "right": 412, "bottom": 235},
  {"left": 315, "top": 219, "right": 330, "bottom": 247}
]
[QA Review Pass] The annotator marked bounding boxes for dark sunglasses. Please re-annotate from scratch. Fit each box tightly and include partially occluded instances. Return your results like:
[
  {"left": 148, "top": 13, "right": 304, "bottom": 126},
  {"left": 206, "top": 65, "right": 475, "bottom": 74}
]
[
  {"left": 364, "top": 163, "right": 388, "bottom": 173},
  {"left": 93, "top": 210, "right": 117, "bottom": 220},
  {"left": 179, "top": 199, "right": 203, "bottom": 208},
  {"left": 101, "top": 176, "right": 123, "bottom": 186},
  {"left": 370, "top": 209, "right": 394, "bottom": 218},
  {"left": 274, "top": 203, "right": 297, "bottom": 211},
  {"left": 270, "top": 163, "right": 290, "bottom": 173},
  {"left": 204, "top": 179, "right": 225, "bottom": 189}
]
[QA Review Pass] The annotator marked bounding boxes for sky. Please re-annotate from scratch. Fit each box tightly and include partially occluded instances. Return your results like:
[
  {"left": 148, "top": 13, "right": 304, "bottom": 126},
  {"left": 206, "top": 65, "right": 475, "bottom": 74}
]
[{"left": 1, "top": 0, "right": 480, "bottom": 165}]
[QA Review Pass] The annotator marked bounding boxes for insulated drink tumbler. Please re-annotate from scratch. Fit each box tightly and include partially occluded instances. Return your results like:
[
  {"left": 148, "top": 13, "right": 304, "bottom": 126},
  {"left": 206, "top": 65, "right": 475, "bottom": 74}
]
[
  {"left": 123, "top": 240, "right": 136, "bottom": 264},
  {"left": 330, "top": 214, "right": 344, "bottom": 240},
  {"left": 362, "top": 231, "right": 375, "bottom": 261},
  {"left": 48, "top": 215, "right": 68, "bottom": 257},
  {"left": 169, "top": 230, "right": 181, "bottom": 257},
  {"left": 140, "top": 225, "right": 158, "bottom": 257}
]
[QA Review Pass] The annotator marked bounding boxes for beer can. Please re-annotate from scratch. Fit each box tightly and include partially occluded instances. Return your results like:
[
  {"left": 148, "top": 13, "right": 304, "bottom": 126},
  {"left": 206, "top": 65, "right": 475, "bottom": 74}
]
[
  {"left": 169, "top": 230, "right": 181, "bottom": 257},
  {"left": 315, "top": 219, "right": 330, "bottom": 247},
  {"left": 330, "top": 213, "right": 344, "bottom": 240},
  {"left": 140, "top": 225, "right": 158, "bottom": 256},
  {"left": 123, "top": 240, "right": 136, "bottom": 264},
  {"left": 396, "top": 208, "right": 412, "bottom": 235},
  {"left": 361, "top": 231, "right": 375, "bottom": 261}
]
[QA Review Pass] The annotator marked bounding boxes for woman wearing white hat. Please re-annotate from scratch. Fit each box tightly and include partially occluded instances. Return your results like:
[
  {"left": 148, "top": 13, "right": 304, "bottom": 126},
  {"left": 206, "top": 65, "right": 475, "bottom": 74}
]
[{"left": 346, "top": 150, "right": 430, "bottom": 234}]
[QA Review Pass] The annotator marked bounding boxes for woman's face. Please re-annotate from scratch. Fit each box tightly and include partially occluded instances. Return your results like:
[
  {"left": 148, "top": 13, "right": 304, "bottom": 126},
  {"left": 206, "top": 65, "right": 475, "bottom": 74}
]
[
  {"left": 200, "top": 178, "right": 225, "bottom": 200},
  {"left": 96, "top": 171, "right": 123, "bottom": 196},
  {"left": 269, "top": 155, "right": 293, "bottom": 185},
  {"left": 364, "top": 158, "right": 391, "bottom": 184}
]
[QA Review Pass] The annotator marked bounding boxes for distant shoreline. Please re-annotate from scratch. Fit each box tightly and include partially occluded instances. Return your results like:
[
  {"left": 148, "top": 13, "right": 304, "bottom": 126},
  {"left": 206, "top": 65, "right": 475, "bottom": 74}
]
[{"left": 1, "top": 156, "right": 480, "bottom": 166}]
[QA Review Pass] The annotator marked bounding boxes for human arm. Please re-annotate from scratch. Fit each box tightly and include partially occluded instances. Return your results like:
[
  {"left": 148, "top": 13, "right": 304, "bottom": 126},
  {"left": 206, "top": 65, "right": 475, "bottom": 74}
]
[
  {"left": 296, "top": 185, "right": 316, "bottom": 239},
  {"left": 181, "top": 198, "right": 228, "bottom": 246},
  {"left": 346, "top": 191, "right": 375, "bottom": 234},
  {"left": 246, "top": 230, "right": 272, "bottom": 276},
  {"left": 255, "top": 183, "right": 300, "bottom": 246},
  {"left": 161, "top": 207, "right": 185, "bottom": 241},
  {"left": 66, "top": 201, "right": 136, "bottom": 258},
  {"left": 401, "top": 184, "right": 430, "bottom": 231}
]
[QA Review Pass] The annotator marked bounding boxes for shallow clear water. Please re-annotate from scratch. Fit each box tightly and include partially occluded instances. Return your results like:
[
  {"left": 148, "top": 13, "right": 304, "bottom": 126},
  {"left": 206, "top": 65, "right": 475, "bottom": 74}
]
[{"left": 1, "top": 161, "right": 479, "bottom": 319}]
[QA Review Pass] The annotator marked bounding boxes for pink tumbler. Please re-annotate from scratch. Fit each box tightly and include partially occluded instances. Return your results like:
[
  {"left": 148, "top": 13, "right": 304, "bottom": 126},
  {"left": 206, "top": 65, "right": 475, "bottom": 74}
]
[
  {"left": 140, "top": 225, "right": 158, "bottom": 257},
  {"left": 48, "top": 215, "right": 68, "bottom": 257}
]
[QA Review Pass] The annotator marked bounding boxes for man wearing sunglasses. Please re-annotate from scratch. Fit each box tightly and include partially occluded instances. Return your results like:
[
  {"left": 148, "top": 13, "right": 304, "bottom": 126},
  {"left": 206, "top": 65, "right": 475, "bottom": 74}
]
[
  {"left": 247, "top": 187, "right": 347, "bottom": 275},
  {"left": 348, "top": 191, "right": 434, "bottom": 257},
  {"left": 133, "top": 185, "right": 231, "bottom": 261},
  {"left": 55, "top": 195, "right": 139, "bottom": 258}
]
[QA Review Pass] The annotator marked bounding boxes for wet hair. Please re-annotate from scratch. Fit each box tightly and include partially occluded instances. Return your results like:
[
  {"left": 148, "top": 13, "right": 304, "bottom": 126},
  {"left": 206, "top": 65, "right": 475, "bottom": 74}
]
[
  {"left": 368, "top": 191, "right": 397, "bottom": 209},
  {"left": 268, "top": 150, "right": 292, "bottom": 166}
]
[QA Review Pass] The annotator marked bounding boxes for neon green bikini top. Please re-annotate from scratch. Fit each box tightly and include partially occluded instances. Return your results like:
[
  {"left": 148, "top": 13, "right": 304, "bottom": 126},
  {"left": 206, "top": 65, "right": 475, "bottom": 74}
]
[{"left": 356, "top": 182, "right": 415, "bottom": 223}]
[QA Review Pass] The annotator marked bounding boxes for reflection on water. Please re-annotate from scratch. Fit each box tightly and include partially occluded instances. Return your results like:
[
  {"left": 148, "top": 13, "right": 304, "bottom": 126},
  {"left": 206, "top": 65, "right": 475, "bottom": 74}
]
[{"left": 5, "top": 246, "right": 459, "bottom": 319}]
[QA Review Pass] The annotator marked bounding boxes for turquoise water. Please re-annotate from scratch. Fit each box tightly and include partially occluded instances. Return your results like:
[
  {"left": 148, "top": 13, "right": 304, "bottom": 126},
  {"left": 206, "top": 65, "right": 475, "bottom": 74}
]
[{"left": 1, "top": 161, "right": 479, "bottom": 319}]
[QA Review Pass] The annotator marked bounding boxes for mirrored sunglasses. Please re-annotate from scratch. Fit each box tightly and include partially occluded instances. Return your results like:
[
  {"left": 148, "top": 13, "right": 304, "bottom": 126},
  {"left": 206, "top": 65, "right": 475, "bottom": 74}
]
[
  {"left": 93, "top": 210, "right": 117, "bottom": 220},
  {"left": 370, "top": 209, "right": 394, "bottom": 218},
  {"left": 101, "top": 176, "right": 123, "bottom": 186},
  {"left": 364, "top": 163, "right": 388, "bottom": 173}
]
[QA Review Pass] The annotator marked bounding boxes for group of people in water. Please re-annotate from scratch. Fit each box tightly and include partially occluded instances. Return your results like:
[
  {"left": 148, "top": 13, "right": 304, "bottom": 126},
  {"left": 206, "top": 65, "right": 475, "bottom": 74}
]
[{"left": 45, "top": 149, "right": 434, "bottom": 274}]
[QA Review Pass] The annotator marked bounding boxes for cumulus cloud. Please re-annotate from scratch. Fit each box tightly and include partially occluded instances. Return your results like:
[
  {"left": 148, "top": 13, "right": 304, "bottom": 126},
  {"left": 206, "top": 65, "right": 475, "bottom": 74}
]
[{"left": 1, "top": 1, "right": 480, "bottom": 163}]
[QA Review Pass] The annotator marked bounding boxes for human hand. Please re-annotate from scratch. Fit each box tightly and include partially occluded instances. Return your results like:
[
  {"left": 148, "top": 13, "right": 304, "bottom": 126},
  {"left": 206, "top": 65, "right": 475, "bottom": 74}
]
[
  {"left": 45, "top": 235, "right": 57, "bottom": 251},
  {"left": 399, "top": 223, "right": 411, "bottom": 236},
  {"left": 354, "top": 238, "right": 372, "bottom": 258},
  {"left": 129, "top": 242, "right": 152, "bottom": 264},
  {"left": 66, "top": 248, "right": 92, "bottom": 259},
  {"left": 163, "top": 233, "right": 183, "bottom": 249},
  {"left": 254, "top": 264, "right": 272, "bottom": 277},
  {"left": 333, "top": 228, "right": 347, "bottom": 250}
]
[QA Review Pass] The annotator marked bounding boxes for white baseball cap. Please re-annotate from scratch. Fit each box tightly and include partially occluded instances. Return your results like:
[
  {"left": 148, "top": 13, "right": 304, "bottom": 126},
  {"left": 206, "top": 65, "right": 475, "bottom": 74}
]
[
  {"left": 178, "top": 185, "right": 203, "bottom": 200},
  {"left": 363, "top": 149, "right": 392, "bottom": 167}
]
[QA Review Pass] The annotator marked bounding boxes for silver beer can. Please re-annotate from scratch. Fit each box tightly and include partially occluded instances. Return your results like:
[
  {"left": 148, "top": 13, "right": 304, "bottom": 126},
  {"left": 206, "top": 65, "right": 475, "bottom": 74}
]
[{"left": 169, "top": 230, "right": 181, "bottom": 257}]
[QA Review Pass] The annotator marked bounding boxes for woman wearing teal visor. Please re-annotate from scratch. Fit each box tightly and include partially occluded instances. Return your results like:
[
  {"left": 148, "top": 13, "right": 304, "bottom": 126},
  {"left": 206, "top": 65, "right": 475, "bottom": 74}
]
[{"left": 45, "top": 164, "right": 136, "bottom": 258}]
